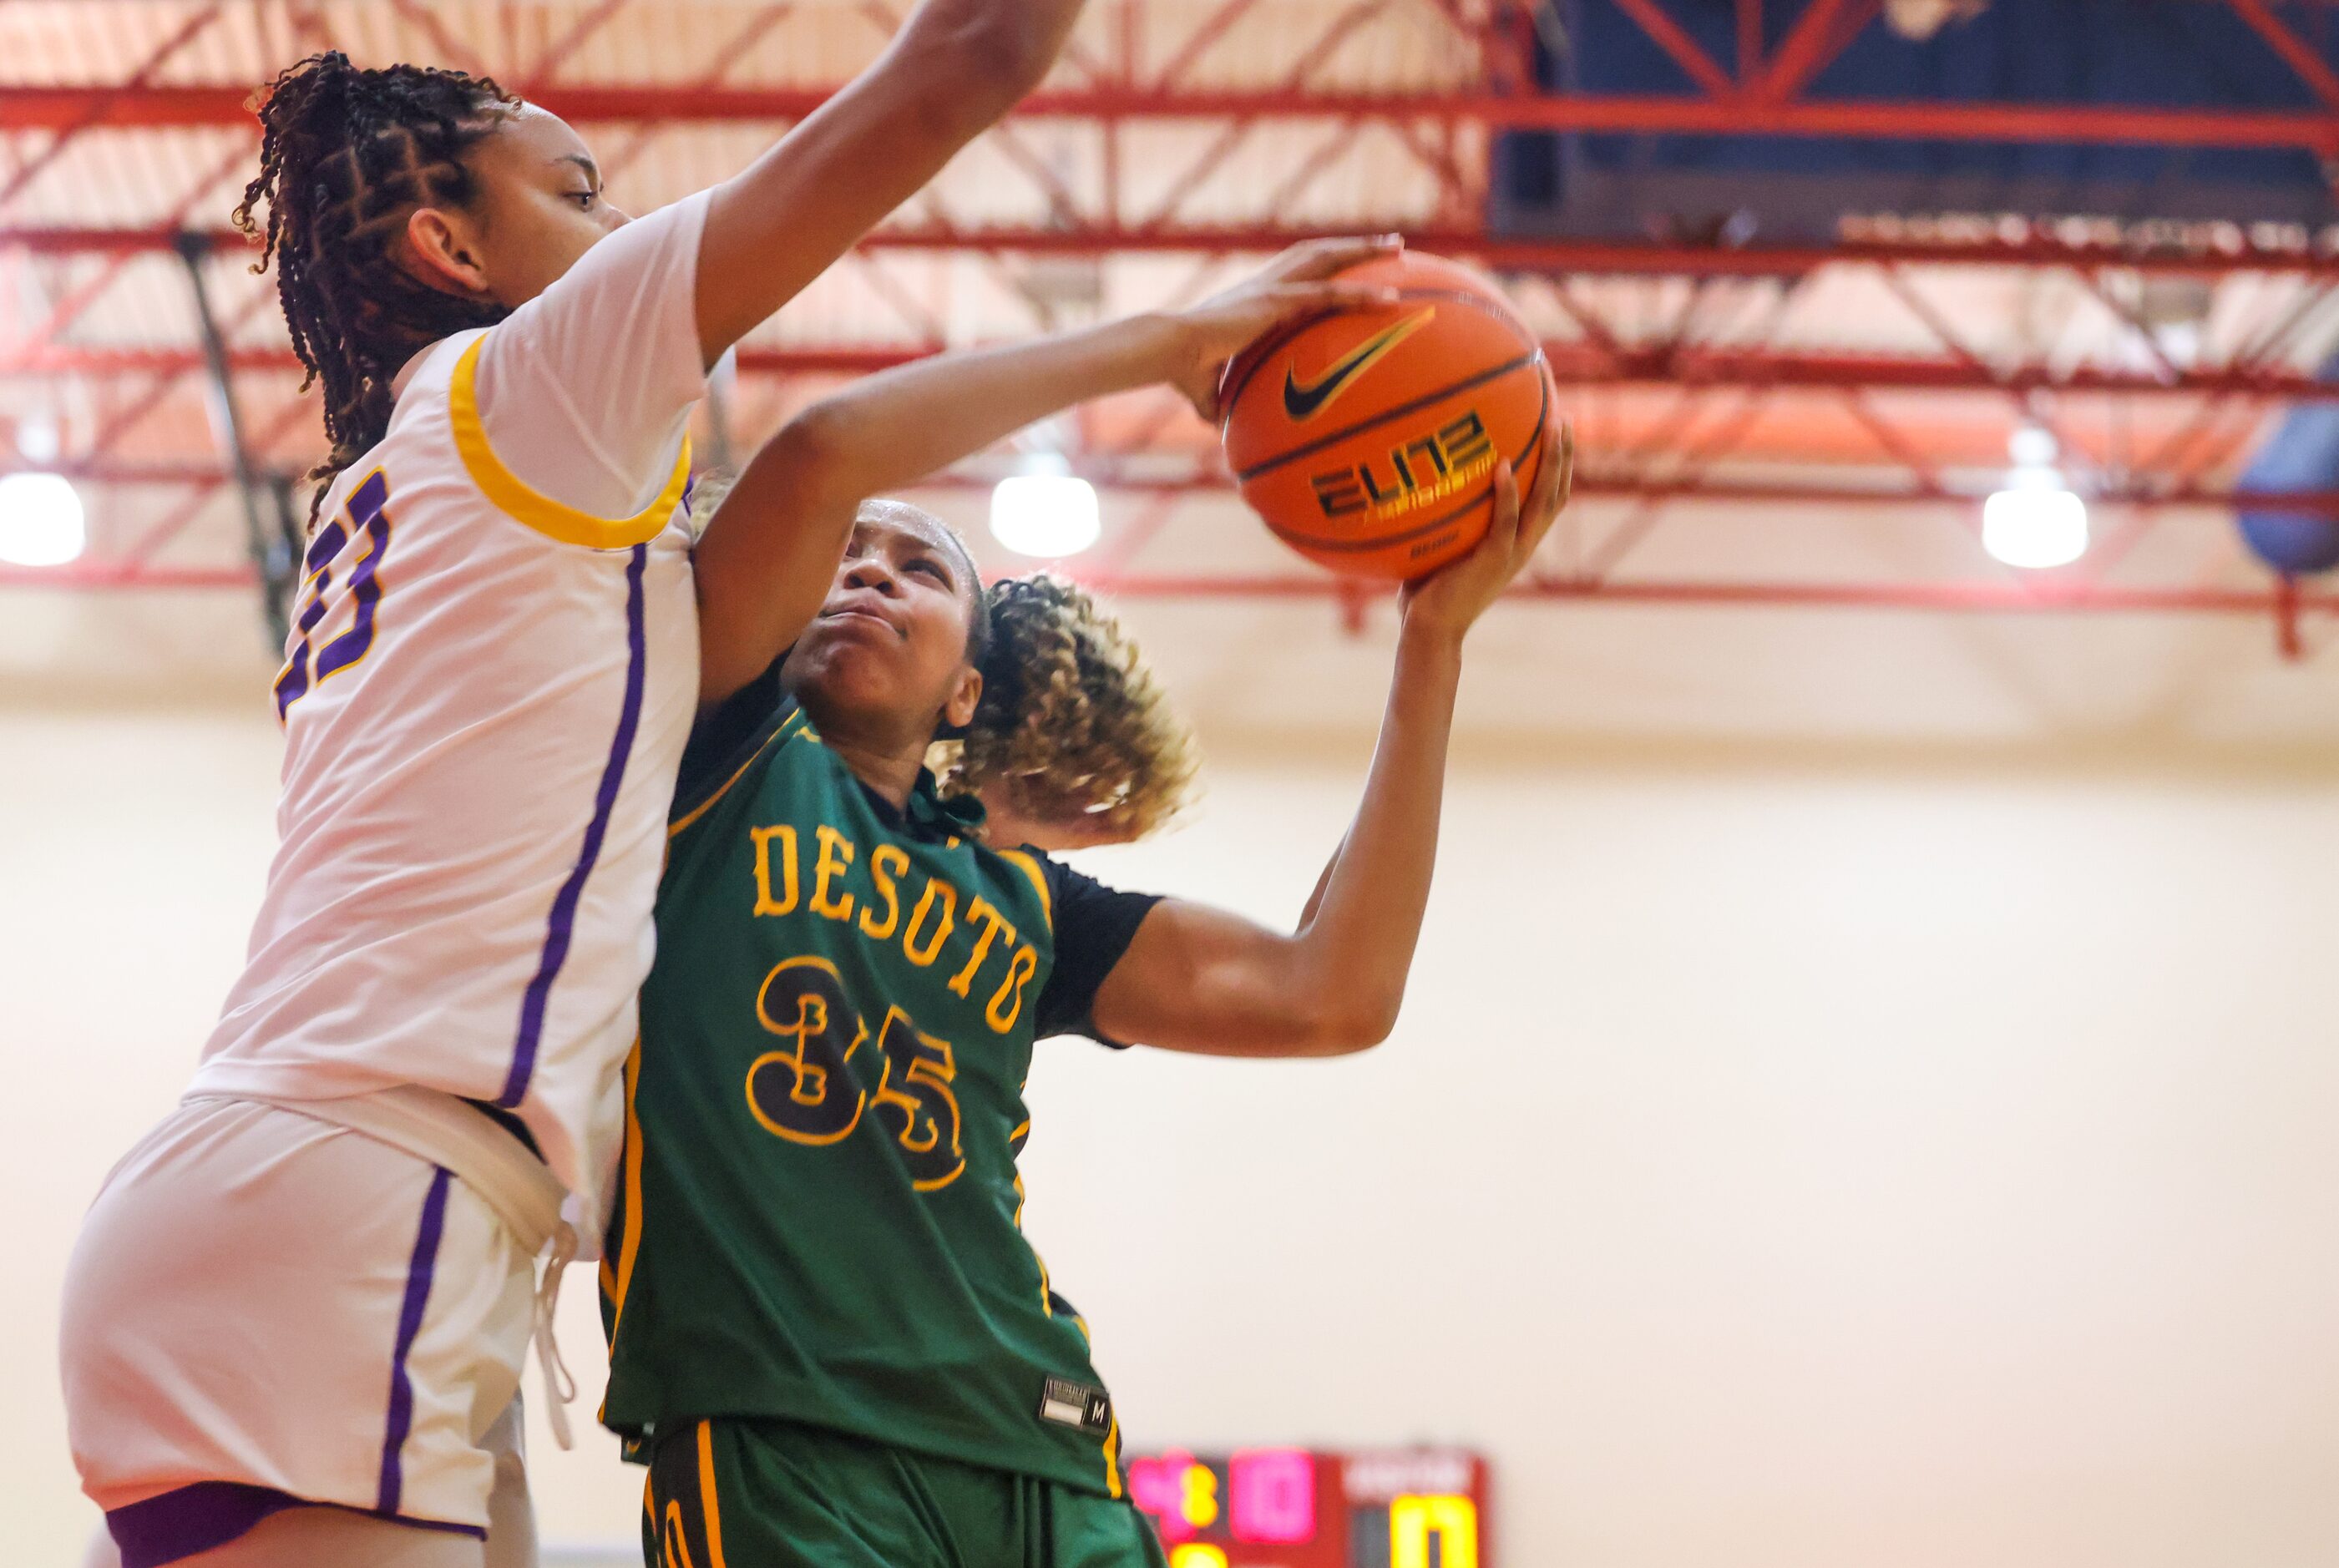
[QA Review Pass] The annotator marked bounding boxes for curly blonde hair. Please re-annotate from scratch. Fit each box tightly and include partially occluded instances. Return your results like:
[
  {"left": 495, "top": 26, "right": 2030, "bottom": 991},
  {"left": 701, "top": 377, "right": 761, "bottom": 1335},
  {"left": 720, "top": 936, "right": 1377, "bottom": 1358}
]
[
  {"left": 686, "top": 473, "right": 1195, "bottom": 839},
  {"left": 936, "top": 574, "right": 1198, "bottom": 842}
]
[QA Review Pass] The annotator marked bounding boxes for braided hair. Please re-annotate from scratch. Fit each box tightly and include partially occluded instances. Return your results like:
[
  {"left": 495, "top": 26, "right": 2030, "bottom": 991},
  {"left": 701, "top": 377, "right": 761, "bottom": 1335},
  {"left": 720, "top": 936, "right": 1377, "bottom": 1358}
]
[
  {"left": 234, "top": 52, "right": 519, "bottom": 520},
  {"left": 939, "top": 574, "right": 1199, "bottom": 842}
]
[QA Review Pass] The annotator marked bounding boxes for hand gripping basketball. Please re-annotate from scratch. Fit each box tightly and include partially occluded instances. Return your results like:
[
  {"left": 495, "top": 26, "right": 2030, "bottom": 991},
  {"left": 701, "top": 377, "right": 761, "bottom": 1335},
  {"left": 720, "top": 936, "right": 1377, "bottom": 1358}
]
[
  {"left": 1164, "top": 235, "right": 1405, "bottom": 422},
  {"left": 1402, "top": 420, "right": 1574, "bottom": 643},
  {"left": 1219, "top": 251, "right": 1555, "bottom": 581}
]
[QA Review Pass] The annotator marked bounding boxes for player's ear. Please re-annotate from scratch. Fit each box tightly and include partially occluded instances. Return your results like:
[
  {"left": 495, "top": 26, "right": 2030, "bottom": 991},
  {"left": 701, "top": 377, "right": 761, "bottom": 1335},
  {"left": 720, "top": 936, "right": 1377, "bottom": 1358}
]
[
  {"left": 402, "top": 205, "right": 495, "bottom": 301},
  {"left": 941, "top": 666, "right": 982, "bottom": 734}
]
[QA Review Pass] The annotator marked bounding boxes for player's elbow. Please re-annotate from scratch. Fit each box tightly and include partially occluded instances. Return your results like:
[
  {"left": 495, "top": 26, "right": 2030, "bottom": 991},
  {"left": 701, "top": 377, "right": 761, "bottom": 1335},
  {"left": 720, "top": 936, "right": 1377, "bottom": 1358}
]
[
  {"left": 899, "top": 6, "right": 1061, "bottom": 129},
  {"left": 957, "top": 6, "right": 1065, "bottom": 100},
  {"left": 1299, "top": 987, "right": 1402, "bottom": 1056},
  {"left": 771, "top": 399, "right": 850, "bottom": 469},
  {"left": 759, "top": 400, "right": 865, "bottom": 505}
]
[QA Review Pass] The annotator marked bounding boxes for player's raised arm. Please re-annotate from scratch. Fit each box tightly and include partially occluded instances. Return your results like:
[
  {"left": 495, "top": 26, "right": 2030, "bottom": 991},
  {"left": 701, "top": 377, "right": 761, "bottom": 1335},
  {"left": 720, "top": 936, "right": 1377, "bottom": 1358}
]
[
  {"left": 692, "top": 0, "right": 1084, "bottom": 364},
  {"left": 417, "top": 1, "right": 1092, "bottom": 530},
  {"left": 1086, "top": 420, "right": 1575, "bottom": 1058},
  {"left": 692, "top": 239, "right": 1401, "bottom": 706}
]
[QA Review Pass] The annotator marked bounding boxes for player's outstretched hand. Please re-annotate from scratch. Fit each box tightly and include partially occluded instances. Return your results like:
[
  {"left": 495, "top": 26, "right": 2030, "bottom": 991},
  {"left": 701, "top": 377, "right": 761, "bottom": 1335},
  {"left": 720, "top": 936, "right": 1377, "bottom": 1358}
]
[
  {"left": 1401, "top": 415, "right": 1573, "bottom": 645},
  {"left": 1164, "top": 235, "right": 1405, "bottom": 422}
]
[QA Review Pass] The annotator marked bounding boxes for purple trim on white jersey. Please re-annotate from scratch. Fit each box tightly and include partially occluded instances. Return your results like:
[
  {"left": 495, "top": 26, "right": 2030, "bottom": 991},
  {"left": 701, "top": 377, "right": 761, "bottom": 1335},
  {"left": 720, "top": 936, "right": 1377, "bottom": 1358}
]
[
  {"left": 496, "top": 541, "right": 651, "bottom": 1109},
  {"left": 377, "top": 1165, "right": 453, "bottom": 1515},
  {"left": 107, "top": 1482, "right": 485, "bottom": 1567}
]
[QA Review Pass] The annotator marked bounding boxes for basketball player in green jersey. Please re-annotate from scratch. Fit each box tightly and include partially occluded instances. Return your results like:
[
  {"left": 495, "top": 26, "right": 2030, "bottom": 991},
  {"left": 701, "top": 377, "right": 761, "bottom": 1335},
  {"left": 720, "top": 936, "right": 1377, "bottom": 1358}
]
[{"left": 603, "top": 261, "right": 1575, "bottom": 1566}]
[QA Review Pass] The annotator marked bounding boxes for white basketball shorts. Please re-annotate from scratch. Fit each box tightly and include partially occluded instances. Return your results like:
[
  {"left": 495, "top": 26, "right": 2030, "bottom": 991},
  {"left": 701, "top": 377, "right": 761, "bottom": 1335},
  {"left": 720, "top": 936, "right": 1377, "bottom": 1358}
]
[{"left": 61, "top": 1097, "right": 541, "bottom": 1566}]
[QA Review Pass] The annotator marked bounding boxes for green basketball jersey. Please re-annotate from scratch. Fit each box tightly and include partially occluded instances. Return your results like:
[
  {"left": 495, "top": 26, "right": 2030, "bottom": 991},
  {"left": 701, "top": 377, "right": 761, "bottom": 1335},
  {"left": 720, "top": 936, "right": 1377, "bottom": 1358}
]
[{"left": 601, "top": 685, "right": 1156, "bottom": 1500}]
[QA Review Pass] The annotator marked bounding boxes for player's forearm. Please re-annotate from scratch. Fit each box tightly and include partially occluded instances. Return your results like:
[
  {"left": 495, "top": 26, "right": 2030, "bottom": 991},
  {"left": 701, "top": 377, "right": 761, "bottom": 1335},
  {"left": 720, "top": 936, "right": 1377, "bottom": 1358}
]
[
  {"left": 886, "top": 0, "right": 1086, "bottom": 109},
  {"left": 1282, "top": 623, "right": 1462, "bottom": 1050},
  {"left": 1086, "top": 625, "right": 1461, "bottom": 1058},
  {"left": 1296, "top": 830, "right": 1347, "bottom": 927},
  {"left": 780, "top": 313, "right": 1187, "bottom": 506},
  {"left": 692, "top": 314, "right": 1191, "bottom": 704}
]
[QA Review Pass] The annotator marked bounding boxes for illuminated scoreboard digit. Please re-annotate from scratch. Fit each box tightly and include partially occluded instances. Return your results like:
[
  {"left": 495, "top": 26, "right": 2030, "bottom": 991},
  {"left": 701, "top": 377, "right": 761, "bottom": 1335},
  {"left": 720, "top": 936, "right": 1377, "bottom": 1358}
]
[{"left": 1127, "top": 1448, "right": 1489, "bottom": 1568}]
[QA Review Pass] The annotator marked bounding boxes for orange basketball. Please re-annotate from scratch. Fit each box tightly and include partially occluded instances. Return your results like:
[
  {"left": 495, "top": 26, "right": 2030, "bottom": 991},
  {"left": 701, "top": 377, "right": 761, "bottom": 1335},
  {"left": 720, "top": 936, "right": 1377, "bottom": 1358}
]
[{"left": 1220, "top": 251, "right": 1551, "bottom": 580}]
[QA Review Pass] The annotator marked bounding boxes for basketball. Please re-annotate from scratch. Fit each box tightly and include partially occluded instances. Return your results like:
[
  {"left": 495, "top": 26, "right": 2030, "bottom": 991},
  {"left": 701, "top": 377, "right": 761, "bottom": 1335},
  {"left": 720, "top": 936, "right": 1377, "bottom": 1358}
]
[{"left": 1220, "top": 252, "right": 1552, "bottom": 580}]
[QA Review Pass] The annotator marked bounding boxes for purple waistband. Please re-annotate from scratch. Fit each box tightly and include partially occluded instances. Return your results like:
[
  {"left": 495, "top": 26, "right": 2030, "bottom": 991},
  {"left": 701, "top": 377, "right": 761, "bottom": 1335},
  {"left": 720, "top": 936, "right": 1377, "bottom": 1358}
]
[{"left": 107, "top": 1482, "right": 483, "bottom": 1568}]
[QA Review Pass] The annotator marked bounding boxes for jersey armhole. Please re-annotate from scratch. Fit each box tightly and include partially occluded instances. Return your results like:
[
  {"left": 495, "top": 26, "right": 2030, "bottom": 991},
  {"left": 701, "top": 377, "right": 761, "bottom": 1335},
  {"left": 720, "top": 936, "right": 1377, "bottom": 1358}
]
[
  {"left": 449, "top": 333, "right": 691, "bottom": 551},
  {"left": 668, "top": 706, "right": 806, "bottom": 839},
  {"left": 994, "top": 849, "right": 1056, "bottom": 934}
]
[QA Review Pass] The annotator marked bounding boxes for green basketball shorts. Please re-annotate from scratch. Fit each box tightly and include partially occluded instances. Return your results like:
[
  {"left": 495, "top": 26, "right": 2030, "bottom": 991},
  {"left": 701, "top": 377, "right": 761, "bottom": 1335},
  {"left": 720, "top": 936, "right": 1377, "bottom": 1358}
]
[{"left": 641, "top": 1417, "right": 1172, "bottom": 1568}]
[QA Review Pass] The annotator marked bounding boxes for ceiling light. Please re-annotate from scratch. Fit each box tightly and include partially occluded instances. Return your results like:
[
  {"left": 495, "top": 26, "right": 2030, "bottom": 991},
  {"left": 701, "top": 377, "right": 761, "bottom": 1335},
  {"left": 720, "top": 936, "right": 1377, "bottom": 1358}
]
[
  {"left": 990, "top": 457, "right": 1100, "bottom": 559},
  {"left": 1982, "top": 426, "right": 2088, "bottom": 570},
  {"left": 1884, "top": 0, "right": 1989, "bottom": 40},
  {"left": 15, "top": 414, "right": 59, "bottom": 464},
  {"left": 1982, "top": 472, "right": 2088, "bottom": 569},
  {"left": 0, "top": 472, "right": 87, "bottom": 567},
  {"left": 2007, "top": 425, "right": 2058, "bottom": 468}
]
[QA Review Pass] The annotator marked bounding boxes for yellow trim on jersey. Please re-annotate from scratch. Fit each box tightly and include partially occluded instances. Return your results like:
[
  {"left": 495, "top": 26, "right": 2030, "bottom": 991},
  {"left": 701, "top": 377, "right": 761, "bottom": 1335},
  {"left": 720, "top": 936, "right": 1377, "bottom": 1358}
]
[
  {"left": 696, "top": 1420, "right": 732, "bottom": 1568},
  {"left": 448, "top": 333, "right": 691, "bottom": 550},
  {"left": 662, "top": 1502, "right": 696, "bottom": 1568},
  {"left": 995, "top": 848, "right": 1053, "bottom": 931},
  {"left": 603, "top": 1039, "right": 649, "bottom": 1343},
  {"left": 669, "top": 710, "right": 805, "bottom": 840},
  {"left": 1024, "top": 1186, "right": 1122, "bottom": 1495}
]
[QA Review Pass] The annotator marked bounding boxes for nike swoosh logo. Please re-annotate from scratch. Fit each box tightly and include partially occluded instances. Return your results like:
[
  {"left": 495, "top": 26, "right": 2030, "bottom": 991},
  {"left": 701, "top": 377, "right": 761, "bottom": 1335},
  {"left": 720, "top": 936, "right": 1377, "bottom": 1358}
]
[{"left": 1282, "top": 307, "right": 1437, "bottom": 422}]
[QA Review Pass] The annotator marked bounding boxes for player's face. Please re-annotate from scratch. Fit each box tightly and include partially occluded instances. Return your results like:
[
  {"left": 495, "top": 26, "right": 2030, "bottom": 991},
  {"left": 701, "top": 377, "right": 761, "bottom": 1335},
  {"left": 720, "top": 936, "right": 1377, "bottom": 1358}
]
[
  {"left": 423, "top": 107, "right": 629, "bottom": 308},
  {"left": 784, "top": 508, "right": 983, "bottom": 743}
]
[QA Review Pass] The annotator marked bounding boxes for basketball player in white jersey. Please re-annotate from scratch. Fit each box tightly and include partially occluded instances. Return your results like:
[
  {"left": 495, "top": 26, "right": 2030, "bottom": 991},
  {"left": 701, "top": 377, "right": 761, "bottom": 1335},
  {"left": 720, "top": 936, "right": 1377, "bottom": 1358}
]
[{"left": 58, "top": 9, "right": 1096, "bottom": 1564}]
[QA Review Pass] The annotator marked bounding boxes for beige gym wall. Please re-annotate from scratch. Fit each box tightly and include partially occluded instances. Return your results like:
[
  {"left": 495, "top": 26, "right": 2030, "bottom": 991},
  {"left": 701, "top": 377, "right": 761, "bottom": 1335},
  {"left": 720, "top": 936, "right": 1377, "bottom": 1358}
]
[{"left": 8, "top": 587, "right": 2337, "bottom": 1565}]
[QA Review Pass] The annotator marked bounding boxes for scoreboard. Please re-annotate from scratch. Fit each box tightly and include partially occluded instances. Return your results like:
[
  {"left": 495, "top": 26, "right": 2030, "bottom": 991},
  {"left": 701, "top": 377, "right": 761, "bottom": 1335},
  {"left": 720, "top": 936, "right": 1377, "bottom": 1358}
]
[{"left": 1126, "top": 1448, "right": 1489, "bottom": 1568}]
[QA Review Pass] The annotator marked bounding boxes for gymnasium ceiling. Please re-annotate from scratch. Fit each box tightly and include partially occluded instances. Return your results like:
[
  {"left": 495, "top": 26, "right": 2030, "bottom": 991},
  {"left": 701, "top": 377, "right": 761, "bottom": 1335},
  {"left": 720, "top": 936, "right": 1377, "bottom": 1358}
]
[{"left": 8, "top": 0, "right": 2339, "bottom": 716}]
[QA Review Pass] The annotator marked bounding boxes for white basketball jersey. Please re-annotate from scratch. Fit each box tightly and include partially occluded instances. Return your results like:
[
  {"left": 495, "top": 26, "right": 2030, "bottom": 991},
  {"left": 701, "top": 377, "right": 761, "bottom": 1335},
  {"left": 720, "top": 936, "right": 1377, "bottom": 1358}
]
[{"left": 190, "top": 194, "right": 712, "bottom": 1201}]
